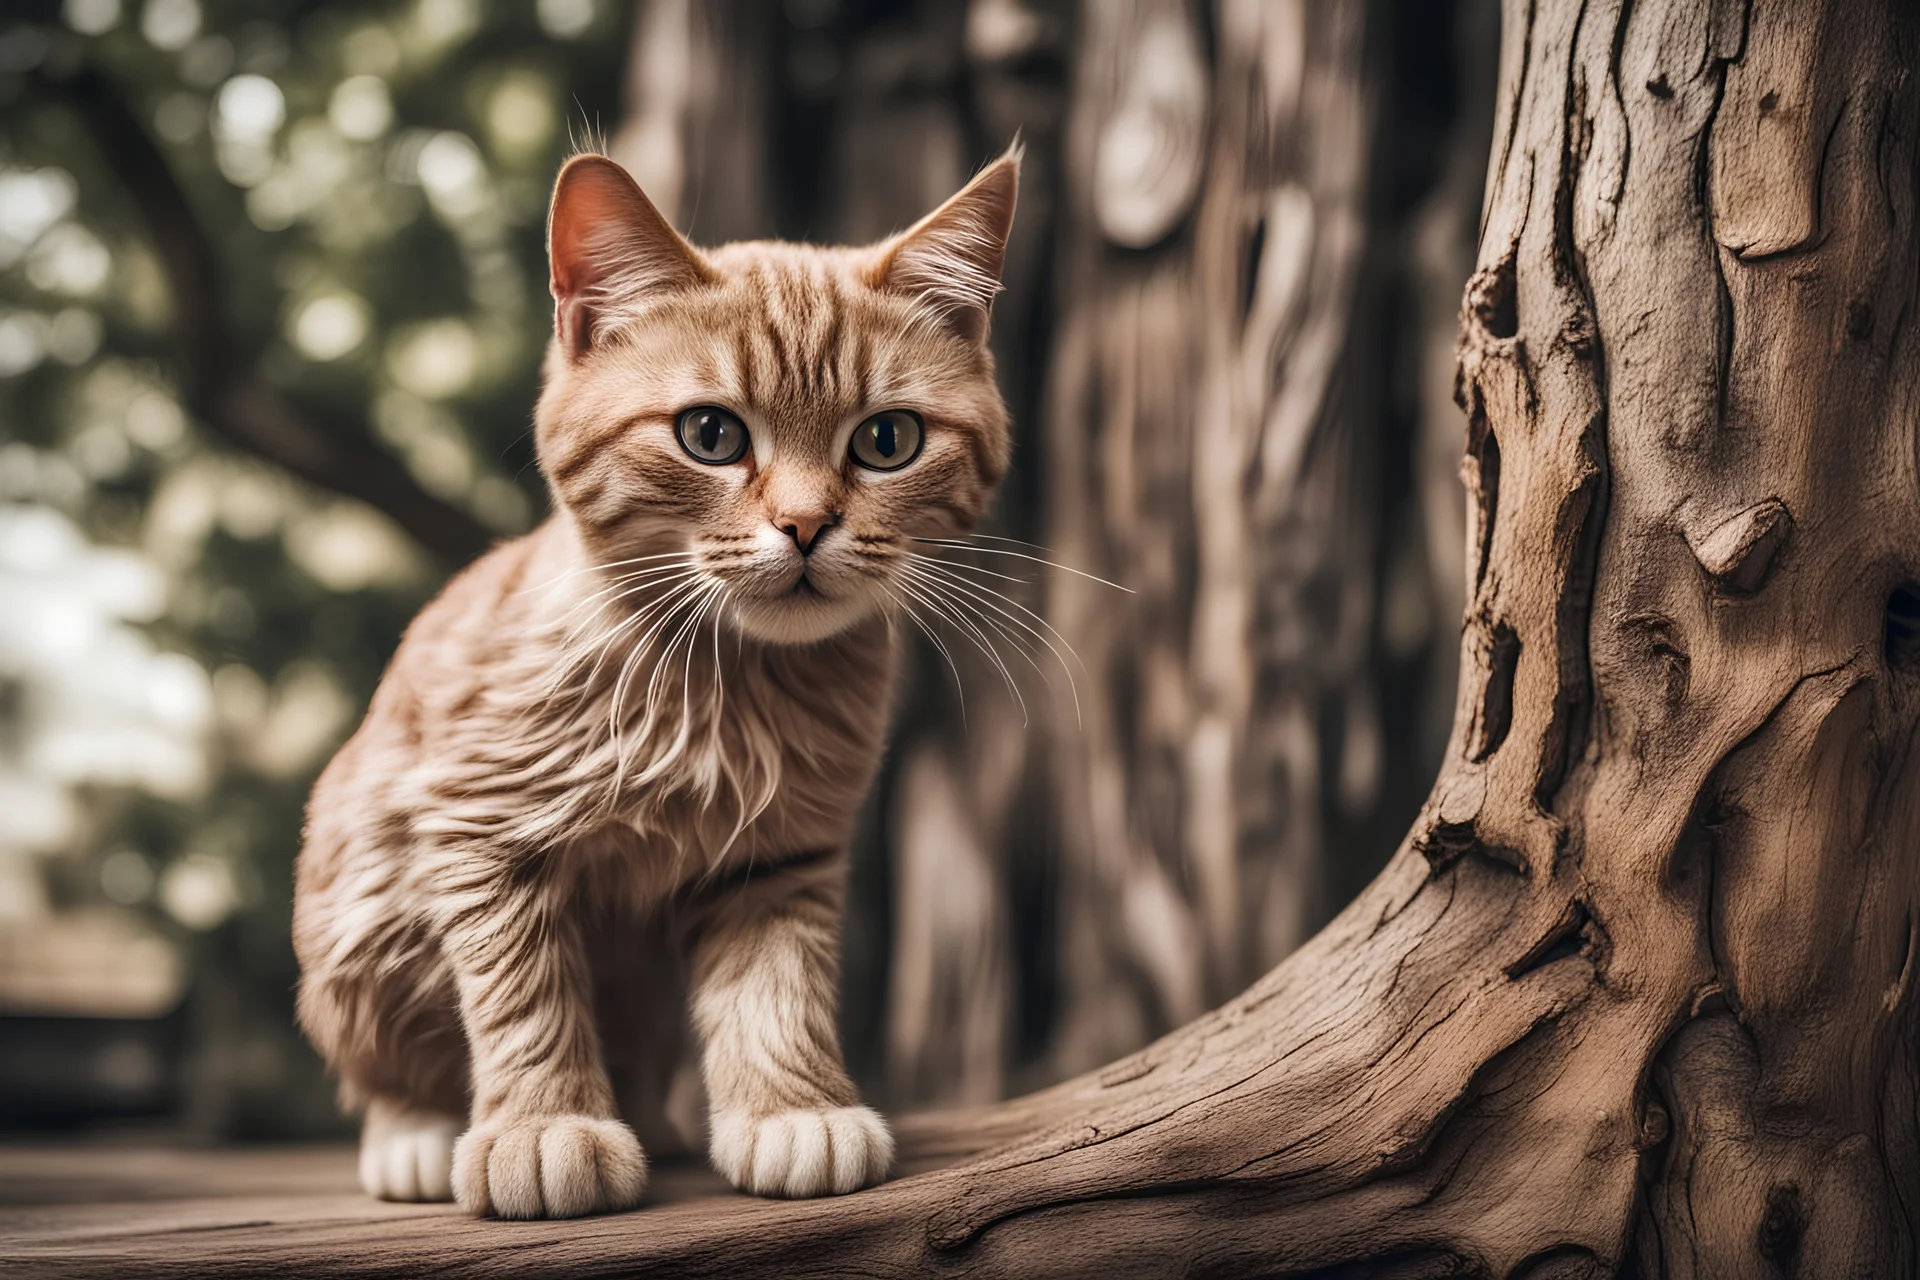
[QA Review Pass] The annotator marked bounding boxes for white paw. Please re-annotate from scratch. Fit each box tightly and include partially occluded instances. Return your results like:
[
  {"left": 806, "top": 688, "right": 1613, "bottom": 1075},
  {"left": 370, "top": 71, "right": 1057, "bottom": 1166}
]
[
  {"left": 358, "top": 1101, "right": 459, "bottom": 1203},
  {"left": 708, "top": 1105, "right": 893, "bottom": 1197},
  {"left": 451, "top": 1113, "right": 647, "bottom": 1219}
]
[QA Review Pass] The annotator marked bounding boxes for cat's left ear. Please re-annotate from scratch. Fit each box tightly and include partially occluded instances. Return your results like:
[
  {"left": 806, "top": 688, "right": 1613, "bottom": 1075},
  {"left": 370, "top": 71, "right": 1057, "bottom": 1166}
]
[
  {"left": 548, "top": 154, "right": 712, "bottom": 360},
  {"left": 865, "top": 144, "right": 1021, "bottom": 343}
]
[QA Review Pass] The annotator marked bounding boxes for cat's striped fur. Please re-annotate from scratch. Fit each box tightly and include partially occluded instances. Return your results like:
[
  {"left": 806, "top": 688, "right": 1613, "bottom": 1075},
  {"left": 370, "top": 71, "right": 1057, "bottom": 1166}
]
[{"left": 293, "top": 149, "right": 1017, "bottom": 1218}]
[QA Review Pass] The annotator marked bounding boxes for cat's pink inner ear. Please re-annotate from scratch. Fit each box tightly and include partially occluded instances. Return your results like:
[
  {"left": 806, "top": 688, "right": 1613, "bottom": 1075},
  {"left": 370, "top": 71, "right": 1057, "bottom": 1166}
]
[
  {"left": 547, "top": 155, "right": 707, "bottom": 359},
  {"left": 866, "top": 149, "right": 1021, "bottom": 343}
]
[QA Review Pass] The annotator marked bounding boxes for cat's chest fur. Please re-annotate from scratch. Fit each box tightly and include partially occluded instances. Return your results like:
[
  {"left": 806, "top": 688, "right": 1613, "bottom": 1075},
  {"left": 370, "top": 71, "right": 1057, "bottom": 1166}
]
[
  {"left": 365, "top": 523, "right": 897, "bottom": 909},
  {"left": 587, "top": 623, "right": 896, "bottom": 896}
]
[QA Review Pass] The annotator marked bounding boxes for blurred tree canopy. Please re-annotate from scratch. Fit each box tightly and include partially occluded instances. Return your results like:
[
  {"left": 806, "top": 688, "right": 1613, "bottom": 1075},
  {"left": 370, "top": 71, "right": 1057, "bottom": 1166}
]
[{"left": 0, "top": 0, "right": 632, "bottom": 1135}]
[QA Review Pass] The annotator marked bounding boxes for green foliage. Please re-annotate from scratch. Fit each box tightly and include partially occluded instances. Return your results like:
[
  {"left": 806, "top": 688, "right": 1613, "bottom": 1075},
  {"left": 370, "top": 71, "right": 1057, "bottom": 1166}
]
[{"left": 0, "top": 0, "right": 632, "bottom": 1136}]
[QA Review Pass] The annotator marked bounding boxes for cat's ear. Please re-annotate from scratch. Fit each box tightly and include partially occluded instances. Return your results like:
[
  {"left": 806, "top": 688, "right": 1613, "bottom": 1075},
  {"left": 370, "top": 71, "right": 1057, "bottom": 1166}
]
[
  {"left": 548, "top": 154, "right": 711, "bottom": 360},
  {"left": 864, "top": 145, "right": 1021, "bottom": 343}
]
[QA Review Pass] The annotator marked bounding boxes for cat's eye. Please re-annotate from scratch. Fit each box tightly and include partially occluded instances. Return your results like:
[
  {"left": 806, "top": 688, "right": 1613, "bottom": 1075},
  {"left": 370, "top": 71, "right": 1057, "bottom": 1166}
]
[
  {"left": 850, "top": 410, "right": 924, "bottom": 472},
  {"left": 676, "top": 406, "right": 749, "bottom": 465}
]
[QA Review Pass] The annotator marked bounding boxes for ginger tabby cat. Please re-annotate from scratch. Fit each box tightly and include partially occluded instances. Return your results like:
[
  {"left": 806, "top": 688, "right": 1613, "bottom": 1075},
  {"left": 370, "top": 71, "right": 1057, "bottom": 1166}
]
[{"left": 293, "top": 148, "right": 1018, "bottom": 1218}]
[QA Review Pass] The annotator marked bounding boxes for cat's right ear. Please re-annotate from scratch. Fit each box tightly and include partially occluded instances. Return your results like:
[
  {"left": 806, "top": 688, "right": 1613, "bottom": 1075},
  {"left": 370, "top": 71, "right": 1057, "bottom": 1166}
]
[{"left": 547, "top": 155, "right": 711, "bottom": 360}]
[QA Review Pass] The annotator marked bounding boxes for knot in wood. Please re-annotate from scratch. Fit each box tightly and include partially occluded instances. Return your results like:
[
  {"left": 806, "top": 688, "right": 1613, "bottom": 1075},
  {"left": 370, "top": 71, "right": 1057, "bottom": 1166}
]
[
  {"left": 1414, "top": 818, "right": 1480, "bottom": 873},
  {"left": 1757, "top": 1183, "right": 1807, "bottom": 1269},
  {"left": 1639, "top": 1102, "right": 1670, "bottom": 1148},
  {"left": 1091, "top": 11, "right": 1207, "bottom": 249},
  {"left": 1687, "top": 498, "right": 1793, "bottom": 596},
  {"left": 1462, "top": 258, "right": 1519, "bottom": 344}
]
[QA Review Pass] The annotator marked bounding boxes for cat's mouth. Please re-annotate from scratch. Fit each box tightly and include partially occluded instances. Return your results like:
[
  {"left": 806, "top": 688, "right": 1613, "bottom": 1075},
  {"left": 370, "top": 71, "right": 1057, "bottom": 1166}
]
[{"left": 727, "top": 566, "right": 875, "bottom": 643}]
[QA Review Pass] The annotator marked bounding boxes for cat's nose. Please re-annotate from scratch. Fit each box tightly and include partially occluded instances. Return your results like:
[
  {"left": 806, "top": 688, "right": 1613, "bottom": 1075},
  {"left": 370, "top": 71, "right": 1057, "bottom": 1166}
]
[{"left": 776, "top": 511, "right": 839, "bottom": 554}]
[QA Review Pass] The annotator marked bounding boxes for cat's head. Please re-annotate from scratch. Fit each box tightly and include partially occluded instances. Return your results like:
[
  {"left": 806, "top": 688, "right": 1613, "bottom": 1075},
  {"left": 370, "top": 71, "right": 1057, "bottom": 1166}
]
[{"left": 532, "top": 150, "right": 1018, "bottom": 646}]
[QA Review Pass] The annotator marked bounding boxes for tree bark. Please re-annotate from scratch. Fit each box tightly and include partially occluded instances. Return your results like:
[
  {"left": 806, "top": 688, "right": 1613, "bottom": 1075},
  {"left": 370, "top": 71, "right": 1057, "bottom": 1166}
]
[
  {"left": 1041, "top": 0, "right": 1390, "bottom": 1075},
  {"left": 569, "top": 0, "right": 1920, "bottom": 1271},
  {"left": 610, "top": 0, "right": 1483, "bottom": 1108}
]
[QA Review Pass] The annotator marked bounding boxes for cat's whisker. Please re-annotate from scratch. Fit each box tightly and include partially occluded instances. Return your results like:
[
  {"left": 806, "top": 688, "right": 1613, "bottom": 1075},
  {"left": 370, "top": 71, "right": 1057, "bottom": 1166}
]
[
  {"left": 545, "top": 567, "right": 709, "bottom": 701},
  {"left": 671, "top": 586, "right": 714, "bottom": 734},
  {"left": 680, "top": 585, "right": 721, "bottom": 740},
  {"left": 630, "top": 580, "right": 723, "bottom": 764},
  {"left": 597, "top": 584, "right": 696, "bottom": 746},
  {"left": 551, "top": 558, "right": 703, "bottom": 633},
  {"left": 600, "top": 580, "right": 717, "bottom": 814},
  {"left": 908, "top": 537, "right": 1134, "bottom": 593},
  {"left": 574, "top": 566, "right": 708, "bottom": 640},
  {"left": 905, "top": 550, "right": 1091, "bottom": 679},
  {"left": 575, "top": 555, "right": 701, "bottom": 600},
  {"left": 514, "top": 549, "right": 698, "bottom": 600},
  {"left": 903, "top": 549, "right": 1028, "bottom": 587},
  {"left": 541, "top": 564, "right": 705, "bottom": 670},
  {"left": 626, "top": 578, "right": 716, "bottom": 714},
  {"left": 585, "top": 548, "right": 702, "bottom": 574},
  {"left": 620, "top": 581, "right": 725, "bottom": 805},
  {"left": 879, "top": 583, "right": 967, "bottom": 730},
  {"left": 904, "top": 557, "right": 1086, "bottom": 727},
  {"left": 946, "top": 532, "right": 1069, "bottom": 554},
  {"left": 709, "top": 589, "right": 728, "bottom": 719},
  {"left": 603, "top": 577, "right": 713, "bottom": 773},
  {"left": 897, "top": 575, "right": 1027, "bottom": 727},
  {"left": 514, "top": 561, "right": 715, "bottom": 763},
  {"left": 656, "top": 583, "right": 721, "bottom": 721},
  {"left": 548, "top": 565, "right": 705, "bottom": 662},
  {"left": 901, "top": 564, "right": 1050, "bottom": 724}
]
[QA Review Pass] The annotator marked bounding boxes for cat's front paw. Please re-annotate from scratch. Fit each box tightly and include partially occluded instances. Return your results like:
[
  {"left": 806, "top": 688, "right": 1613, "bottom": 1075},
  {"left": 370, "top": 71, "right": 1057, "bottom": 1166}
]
[
  {"left": 451, "top": 1113, "right": 647, "bottom": 1218},
  {"left": 359, "top": 1100, "right": 460, "bottom": 1202},
  {"left": 708, "top": 1105, "right": 893, "bottom": 1197}
]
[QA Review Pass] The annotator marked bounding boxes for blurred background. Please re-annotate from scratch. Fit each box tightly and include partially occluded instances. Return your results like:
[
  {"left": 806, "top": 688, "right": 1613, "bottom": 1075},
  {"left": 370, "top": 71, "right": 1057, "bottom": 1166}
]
[{"left": 0, "top": 0, "right": 1493, "bottom": 1140}]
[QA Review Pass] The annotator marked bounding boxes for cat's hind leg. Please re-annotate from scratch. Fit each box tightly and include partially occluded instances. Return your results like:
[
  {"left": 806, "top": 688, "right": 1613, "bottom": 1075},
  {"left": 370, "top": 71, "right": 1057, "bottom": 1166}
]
[
  {"left": 358, "top": 1096, "right": 461, "bottom": 1202},
  {"left": 294, "top": 878, "right": 471, "bottom": 1205}
]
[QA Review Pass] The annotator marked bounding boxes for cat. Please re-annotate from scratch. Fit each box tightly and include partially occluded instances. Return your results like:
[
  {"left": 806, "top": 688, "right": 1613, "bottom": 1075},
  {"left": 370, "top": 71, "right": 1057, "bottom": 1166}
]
[{"left": 292, "top": 146, "right": 1018, "bottom": 1219}]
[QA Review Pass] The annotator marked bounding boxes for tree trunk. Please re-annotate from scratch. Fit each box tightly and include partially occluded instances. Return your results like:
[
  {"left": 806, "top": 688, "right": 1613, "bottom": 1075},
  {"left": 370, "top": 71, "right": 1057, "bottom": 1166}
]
[
  {"left": 1041, "top": 0, "right": 1388, "bottom": 1075},
  {"left": 609, "top": 0, "right": 1489, "bottom": 1108},
  {"left": 580, "top": 0, "right": 1920, "bottom": 1271}
]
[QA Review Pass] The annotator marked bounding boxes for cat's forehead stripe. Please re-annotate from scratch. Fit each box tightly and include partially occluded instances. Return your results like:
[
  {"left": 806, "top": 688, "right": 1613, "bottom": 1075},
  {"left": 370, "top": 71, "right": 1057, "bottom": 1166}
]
[
  {"left": 730, "top": 320, "right": 757, "bottom": 408},
  {"left": 815, "top": 296, "right": 845, "bottom": 405},
  {"left": 733, "top": 262, "right": 867, "bottom": 422}
]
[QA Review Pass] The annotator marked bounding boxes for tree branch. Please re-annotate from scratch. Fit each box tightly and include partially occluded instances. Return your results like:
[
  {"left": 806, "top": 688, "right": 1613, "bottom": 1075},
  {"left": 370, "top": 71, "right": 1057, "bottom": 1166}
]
[{"left": 35, "top": 63, "right": 496, "bottom": 566}]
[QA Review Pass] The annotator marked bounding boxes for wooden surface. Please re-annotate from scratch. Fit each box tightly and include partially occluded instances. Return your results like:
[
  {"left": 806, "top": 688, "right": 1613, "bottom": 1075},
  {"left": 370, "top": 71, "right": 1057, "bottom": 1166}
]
[{"left": 0, "top": 1141, "right": 934, "bottom": 1278}]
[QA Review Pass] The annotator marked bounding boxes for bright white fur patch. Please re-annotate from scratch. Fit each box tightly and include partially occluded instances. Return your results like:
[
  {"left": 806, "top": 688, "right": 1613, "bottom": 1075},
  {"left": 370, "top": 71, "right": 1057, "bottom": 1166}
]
[
  {"left": 358, "top": 1097, "right": 460, "bottom": 1203},
  {"left": 451, "top": 1113, "right": 648, "bottom": 1219},
  {"left": 708, "top": 1105, "right": 894, "bottom": 1197}
]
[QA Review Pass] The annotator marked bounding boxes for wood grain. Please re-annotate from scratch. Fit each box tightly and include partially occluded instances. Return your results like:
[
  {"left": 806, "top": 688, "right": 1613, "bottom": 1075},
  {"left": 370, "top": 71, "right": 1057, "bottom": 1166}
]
[{"left": 0, "top": 1144, "right": 899, "bottom": 1278}]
